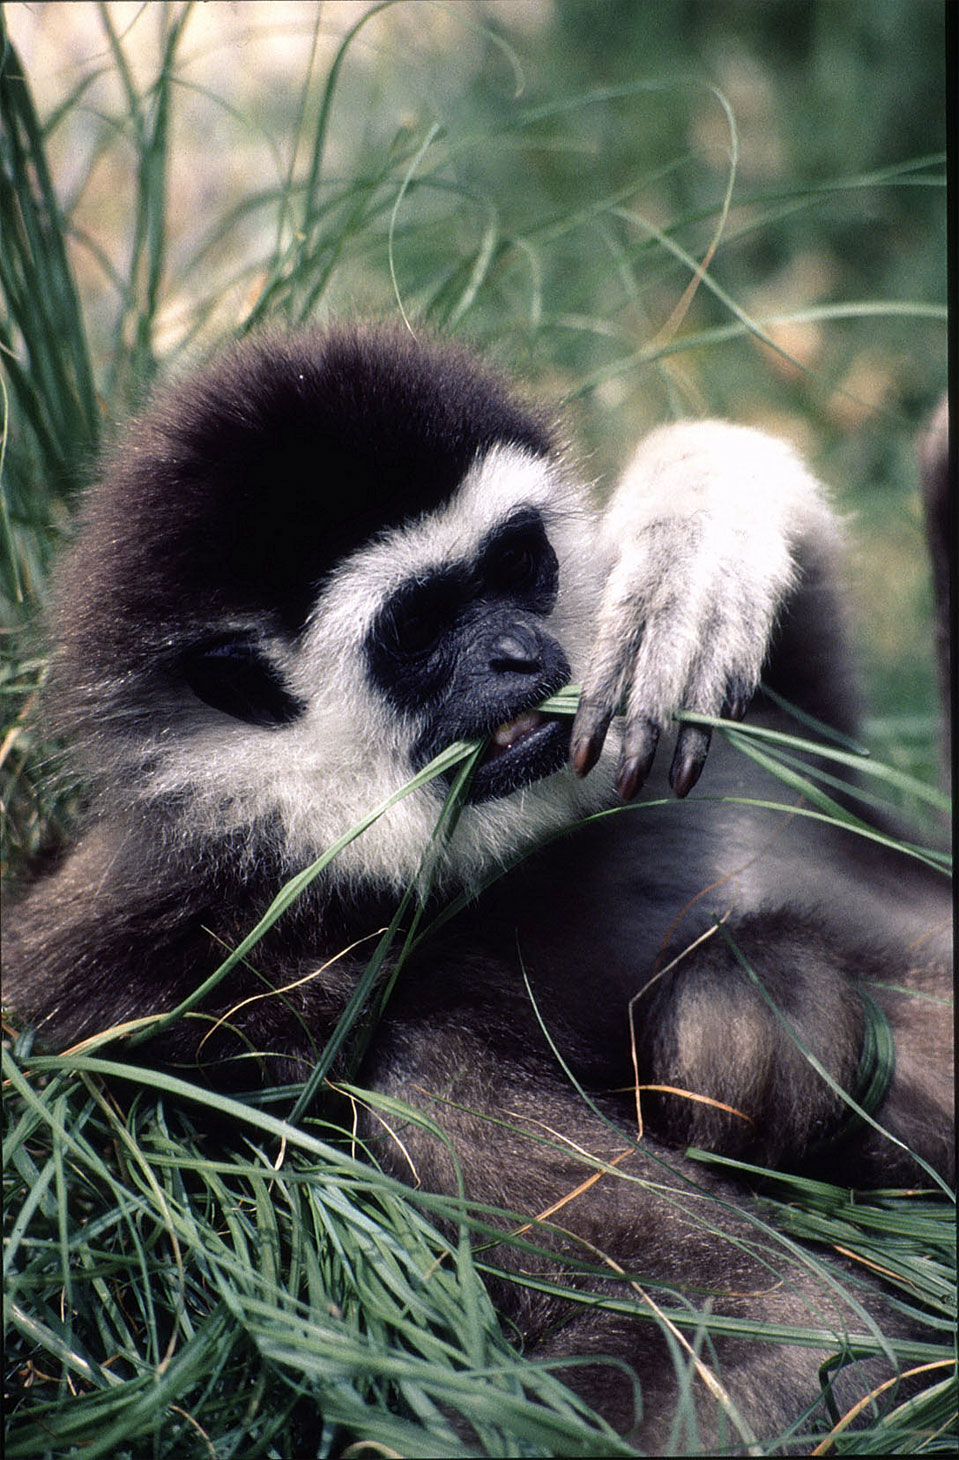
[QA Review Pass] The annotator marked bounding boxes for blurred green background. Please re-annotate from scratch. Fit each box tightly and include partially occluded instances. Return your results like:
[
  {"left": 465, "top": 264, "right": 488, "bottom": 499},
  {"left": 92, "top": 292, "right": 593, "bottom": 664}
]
[{"left": 2, "top": 0, "right": 948, "bottom": 800}]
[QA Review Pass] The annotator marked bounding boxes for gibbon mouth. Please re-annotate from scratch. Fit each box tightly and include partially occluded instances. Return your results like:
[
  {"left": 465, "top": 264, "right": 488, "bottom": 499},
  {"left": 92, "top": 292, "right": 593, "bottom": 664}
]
[
  {"left": 469, "top": 709, "right": 570, "bottom": 802},
  {"left": 484, "top": 708, "right": 551, "bottom": 759}
]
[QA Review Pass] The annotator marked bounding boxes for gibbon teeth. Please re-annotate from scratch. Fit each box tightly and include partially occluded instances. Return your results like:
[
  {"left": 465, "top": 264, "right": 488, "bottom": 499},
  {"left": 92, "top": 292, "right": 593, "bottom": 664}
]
[{"left": 491, "top": 710, "right": 544, "bottom": 751}]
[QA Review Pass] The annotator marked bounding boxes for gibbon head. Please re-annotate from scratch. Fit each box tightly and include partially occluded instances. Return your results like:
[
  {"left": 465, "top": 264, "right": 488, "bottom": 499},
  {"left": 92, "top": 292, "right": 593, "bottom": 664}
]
[{"left": 48, "top": 325, "right": 617, "bottom": 894}]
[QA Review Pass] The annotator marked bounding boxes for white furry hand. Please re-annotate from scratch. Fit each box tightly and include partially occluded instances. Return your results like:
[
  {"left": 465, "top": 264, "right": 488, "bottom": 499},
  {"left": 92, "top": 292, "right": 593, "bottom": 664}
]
[{"left": 571, "top": 421, "right": 833, "bottom": 799}]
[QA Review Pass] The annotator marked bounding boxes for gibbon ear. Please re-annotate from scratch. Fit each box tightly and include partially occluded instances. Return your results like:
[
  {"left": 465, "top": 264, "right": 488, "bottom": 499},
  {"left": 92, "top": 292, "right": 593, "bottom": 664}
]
[{"left": 180, "top": 637, "right": 305, "bottom": 727}]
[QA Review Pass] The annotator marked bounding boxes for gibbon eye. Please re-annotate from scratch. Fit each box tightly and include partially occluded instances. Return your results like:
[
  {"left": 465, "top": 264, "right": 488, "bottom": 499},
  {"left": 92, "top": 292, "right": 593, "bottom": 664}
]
[
  {"left": 477, "top": 509, "right": 558, "bottom": 608},
  {"left": 394, "top": 605, "right": 441, "bottom": 658},
  {"left": 385, "top": 577, "right": 460, "bottom": 661},
  {"left": 490, "top": 540, "right": 536, "bottom": 588},
  {"left": 180, "top": 638, "right": 304, "bottom": 727}
]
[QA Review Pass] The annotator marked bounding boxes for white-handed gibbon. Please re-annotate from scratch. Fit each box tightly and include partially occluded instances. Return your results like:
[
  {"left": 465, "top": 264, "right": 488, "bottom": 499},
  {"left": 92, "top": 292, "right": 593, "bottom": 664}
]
[{"left": 4, "top": 324, "right": 953, "bottom": 1450}]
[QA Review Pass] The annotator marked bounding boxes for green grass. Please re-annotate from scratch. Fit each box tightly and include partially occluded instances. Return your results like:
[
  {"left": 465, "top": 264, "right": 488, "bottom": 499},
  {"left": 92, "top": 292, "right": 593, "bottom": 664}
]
[
  {"left": 1, "top": 3, "right": 953, "bottom": 1455},
  {"left": 3, "top": 1046, "right": 639, "bottom": 1460},
  {"left": 4, "top": 1013, "right": 956, "bottom": 1457}
]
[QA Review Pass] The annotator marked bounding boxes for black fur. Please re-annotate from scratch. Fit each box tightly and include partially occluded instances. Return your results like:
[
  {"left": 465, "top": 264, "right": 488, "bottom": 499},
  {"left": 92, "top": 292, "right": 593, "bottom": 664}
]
[
  {"left": 365, "top": 508, "right": 562, "bottom": 715},
  {"left": 43, "top": 324, "right": 555, "bottom": 715},
  {"left": 366, "top": 500, "right": 571, "bottom": 799},
  {"left": 180, "top": 634, "right": 306, "bottom": 726}
]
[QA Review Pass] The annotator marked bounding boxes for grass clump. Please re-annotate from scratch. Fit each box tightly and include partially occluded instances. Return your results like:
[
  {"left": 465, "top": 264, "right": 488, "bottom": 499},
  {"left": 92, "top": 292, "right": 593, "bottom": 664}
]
[
  {"left": 5, "top": 1032, "right": 956, "bottom": 1457},
  {"left": 3, "top": 1045, "right": 636, "bottom": 1459}
]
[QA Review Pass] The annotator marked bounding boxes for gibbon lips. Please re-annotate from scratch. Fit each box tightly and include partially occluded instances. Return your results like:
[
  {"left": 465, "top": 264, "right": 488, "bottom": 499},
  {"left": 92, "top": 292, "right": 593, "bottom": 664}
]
[
  {"left": 431, "top": 707, "right": 568, "bottom": 803},
  {"left": 485, "top": 709, "right": 546, "bottom": 759}
]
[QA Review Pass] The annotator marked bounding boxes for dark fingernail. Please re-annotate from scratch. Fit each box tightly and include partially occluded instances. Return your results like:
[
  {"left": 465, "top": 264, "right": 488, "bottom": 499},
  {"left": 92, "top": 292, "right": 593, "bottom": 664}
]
[
  {"left": 670, "top": 756, "right": 699, "bottom": 798},
  {"left": 616, "top": 721, "right": 659, "bottom": 800},
  {"left": 616, "top": 755, "right": 648, "bottom": 801},
  {"left": 571, "top": 734, "right": 602, "bottom": 778},
  {"left": 723, "top": 679, "right": 750, "bottom": 721},
  {"left": 669, "top": 727, "right": 711, "bottom": 798},
  {"left": 570, "top": 702, "right": 613, "bottom": 777}
]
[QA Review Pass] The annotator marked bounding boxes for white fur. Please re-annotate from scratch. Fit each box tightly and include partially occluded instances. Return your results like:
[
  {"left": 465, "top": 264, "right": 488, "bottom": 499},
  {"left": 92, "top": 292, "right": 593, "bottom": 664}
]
[
  {"left": 83, "top": 426, "right": 837, "bottom": 898},
  {"left": 104, "top": 446, "right": 615, "bottom": 893},
  {"left": 584, "top": 421, "right": 839, "bottom": 726}
]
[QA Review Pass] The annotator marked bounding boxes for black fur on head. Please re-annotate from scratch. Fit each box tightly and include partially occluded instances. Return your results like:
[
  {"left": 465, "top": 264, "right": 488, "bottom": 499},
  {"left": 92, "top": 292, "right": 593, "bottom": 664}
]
[
  {"left": 37, "top": 323, "right": 592, "bottom": 883},
  {"left": 51, "top": 324, "right": 555, "bottom": 680}
]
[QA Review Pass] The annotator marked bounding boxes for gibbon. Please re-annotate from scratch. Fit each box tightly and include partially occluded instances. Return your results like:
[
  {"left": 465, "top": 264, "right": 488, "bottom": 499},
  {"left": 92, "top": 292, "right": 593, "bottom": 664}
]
[{"left": 5, "top": 325, "right": 953, "bottom": 1449}]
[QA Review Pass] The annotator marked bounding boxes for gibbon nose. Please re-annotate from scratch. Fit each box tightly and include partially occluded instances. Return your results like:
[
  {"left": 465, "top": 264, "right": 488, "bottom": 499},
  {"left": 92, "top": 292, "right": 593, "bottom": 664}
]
[{"left": 488, "top": 625, "right": 543, "bottom": 673}]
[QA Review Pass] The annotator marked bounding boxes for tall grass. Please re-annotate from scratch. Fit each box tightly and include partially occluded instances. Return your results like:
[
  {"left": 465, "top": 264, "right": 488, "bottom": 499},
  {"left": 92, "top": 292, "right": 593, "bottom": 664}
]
[
  {"left": 4, "top": 1046, "right": 639, "bottom": 1460},
  {"left": 1, "top": 4, "right": 953, "bottom": 1456},
  {"left": 5, "top": 1036, "right": 955, "bottom": 1459}
]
